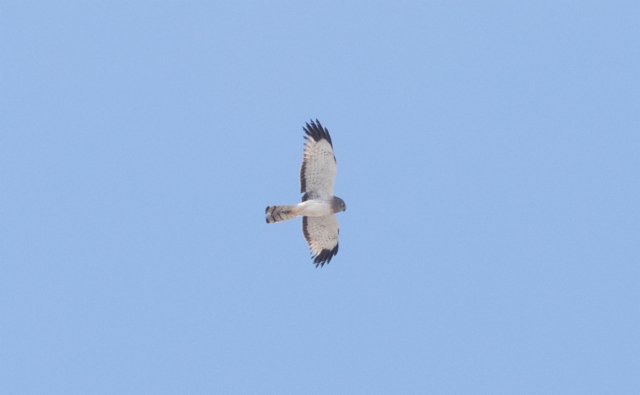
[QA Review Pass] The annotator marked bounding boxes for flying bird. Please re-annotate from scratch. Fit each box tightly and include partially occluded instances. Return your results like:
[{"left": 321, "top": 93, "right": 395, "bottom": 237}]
[{"left": 265, "top": 120, "right": 346, "bottom": 267}]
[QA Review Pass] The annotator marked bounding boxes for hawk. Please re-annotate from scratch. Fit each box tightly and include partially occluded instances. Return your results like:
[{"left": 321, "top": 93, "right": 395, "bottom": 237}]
[{"left": 265, "top": 120, "right": 346, "bottom": 267}]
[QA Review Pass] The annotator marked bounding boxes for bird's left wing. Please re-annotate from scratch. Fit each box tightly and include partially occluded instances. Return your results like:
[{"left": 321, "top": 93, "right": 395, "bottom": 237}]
[{"left": 302, "top": 215, "right": 339, "bottom": 267}]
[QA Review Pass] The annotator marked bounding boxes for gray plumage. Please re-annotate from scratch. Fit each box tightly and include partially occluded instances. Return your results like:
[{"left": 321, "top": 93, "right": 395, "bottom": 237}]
[{"left": 265, "top": 120, "right": 346, "bottom": 267}]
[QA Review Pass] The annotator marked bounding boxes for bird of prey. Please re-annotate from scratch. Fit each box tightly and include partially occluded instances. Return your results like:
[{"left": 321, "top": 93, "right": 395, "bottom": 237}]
[{"left": 265, "top": 120, "right": 346, "bottom": 267}]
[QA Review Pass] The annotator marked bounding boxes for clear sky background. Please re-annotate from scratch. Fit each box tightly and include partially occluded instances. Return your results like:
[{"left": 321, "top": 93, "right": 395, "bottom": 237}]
[{"left": 1, "top": 2, "right": 638, "bottom": 394}]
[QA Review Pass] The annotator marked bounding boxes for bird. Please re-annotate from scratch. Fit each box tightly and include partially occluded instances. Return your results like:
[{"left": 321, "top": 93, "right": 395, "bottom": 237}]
[{"left": 265, "top": 119, "right": 346, "bottom": 267}]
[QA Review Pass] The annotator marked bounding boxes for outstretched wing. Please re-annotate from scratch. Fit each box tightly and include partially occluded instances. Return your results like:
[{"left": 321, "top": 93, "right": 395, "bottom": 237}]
[
  {"left": 300, "top": 119, "right": 337, "bottom": 199},
  {"left": 302, "top": 215, "right": 339, "bottom": 267}
]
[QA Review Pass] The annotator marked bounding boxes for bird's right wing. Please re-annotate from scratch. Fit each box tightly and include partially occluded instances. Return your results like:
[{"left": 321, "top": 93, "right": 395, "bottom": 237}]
[{"left": 300, "top": 120, "right": 337, "bottom": 200}]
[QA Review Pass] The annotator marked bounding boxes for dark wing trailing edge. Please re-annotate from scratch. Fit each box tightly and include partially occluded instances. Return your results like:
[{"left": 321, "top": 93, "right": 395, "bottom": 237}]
[
  {"left": 300, "top": 119, "right": 337, "bottom": 197},
  {"left": 302, "top": 215, "right": 339, "bottom": 268}
]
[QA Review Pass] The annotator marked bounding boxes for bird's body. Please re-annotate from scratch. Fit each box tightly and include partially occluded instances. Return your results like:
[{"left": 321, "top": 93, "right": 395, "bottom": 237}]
[
  {"left": 266, "top": 196, "right": 345, "bottom": 222},
  {"left": 265, "top": 120, "right": 346, "bottom": 267},
  {"left": 296, "top": 199, "right": 333, "bottom": 217}
]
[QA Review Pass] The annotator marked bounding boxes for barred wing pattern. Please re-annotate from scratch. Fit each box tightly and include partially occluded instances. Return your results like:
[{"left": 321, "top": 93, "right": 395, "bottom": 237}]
[
  {"left": 300, "top": 120, "right": 336, "bottom": 200},
  {"left": 303, "top": 215, "right": 339, "bottom": 267},
  {"left": 265, "top": 119, "right": 343, "bottom": 268}
]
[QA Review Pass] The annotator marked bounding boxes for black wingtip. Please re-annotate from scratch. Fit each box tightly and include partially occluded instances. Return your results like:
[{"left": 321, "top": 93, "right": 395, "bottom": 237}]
[
  {"left": 303, "top": 119, "right": 333, "bottom": 147},
  {"left": 312, "top": 243, "right": 339, "bottom": 268}
]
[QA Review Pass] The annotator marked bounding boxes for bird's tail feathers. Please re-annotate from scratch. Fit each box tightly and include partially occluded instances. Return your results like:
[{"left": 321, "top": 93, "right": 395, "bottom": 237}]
[{"left": 265, "top": 205, "right": 299, "bottom": 223}]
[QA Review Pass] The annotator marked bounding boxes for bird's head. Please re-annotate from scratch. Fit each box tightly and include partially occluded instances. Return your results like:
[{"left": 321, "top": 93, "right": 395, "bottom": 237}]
[{"left": 333, "top": 196, "right": 346, "bottom": 213}]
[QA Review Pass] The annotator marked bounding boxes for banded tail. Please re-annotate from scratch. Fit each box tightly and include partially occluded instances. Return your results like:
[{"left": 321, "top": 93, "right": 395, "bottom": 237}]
[{"left": 265, "top": 205, "right": 299, "bottom": 223}]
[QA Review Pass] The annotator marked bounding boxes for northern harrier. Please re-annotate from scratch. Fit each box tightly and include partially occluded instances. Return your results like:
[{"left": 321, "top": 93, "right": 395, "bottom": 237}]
[{"left": 265, "top": 120, "right": 346, "bottom": 267}]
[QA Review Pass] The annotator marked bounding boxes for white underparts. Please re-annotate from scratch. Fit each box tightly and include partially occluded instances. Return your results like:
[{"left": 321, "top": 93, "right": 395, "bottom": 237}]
[{"left": 296, "top": 199, "right": 333, "bottom": 217}]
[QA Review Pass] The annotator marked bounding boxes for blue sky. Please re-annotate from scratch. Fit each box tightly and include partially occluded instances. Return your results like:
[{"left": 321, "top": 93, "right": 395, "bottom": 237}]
[{"left": 1, "top": 2, "right": 638, "bottom": 394}]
